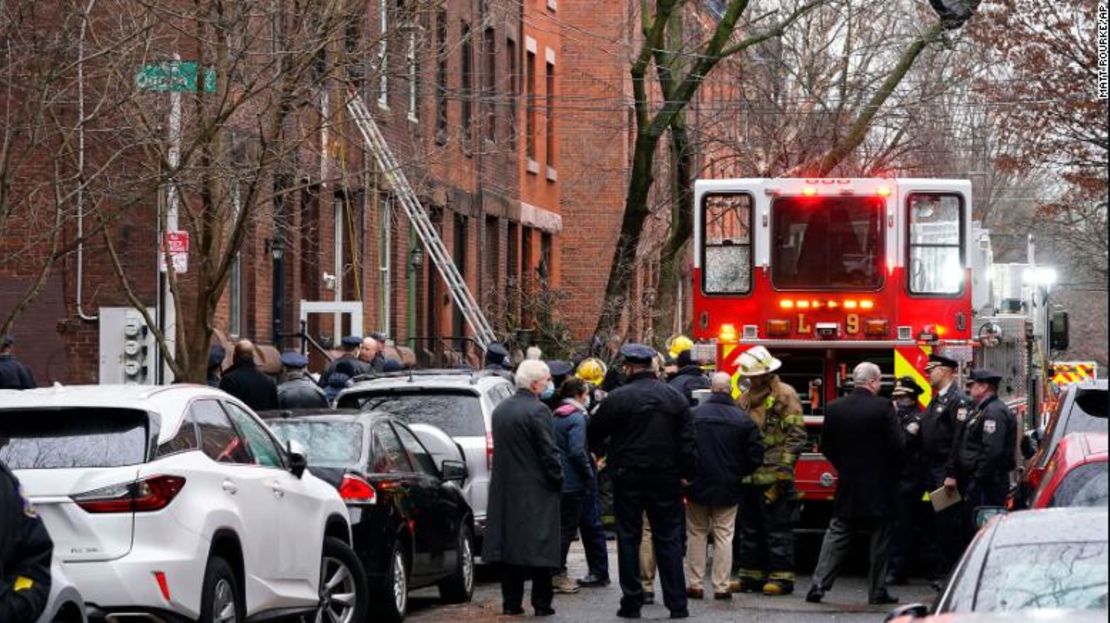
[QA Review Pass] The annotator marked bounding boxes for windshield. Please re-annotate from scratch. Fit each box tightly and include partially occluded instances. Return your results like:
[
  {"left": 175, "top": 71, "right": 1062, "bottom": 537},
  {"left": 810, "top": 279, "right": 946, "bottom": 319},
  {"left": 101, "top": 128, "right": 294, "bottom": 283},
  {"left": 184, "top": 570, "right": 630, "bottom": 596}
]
[
  {"left": 1052, "top": 463, "right": 1109, "bottom": 508},
  {"left": 343, "top": 390, "right": 485, "bottom": 437},
  {"left": 974, "top": 541, "right": 1108, "bottom": 611},
  {"left": 0, "top": 408, "right": 149, "bottom": 469},
  {"left": 771, "top": 196, "right": 885, "bottom": 290},
  {"left": 269, "top": 421, "right": 365, "bottom": 468}
]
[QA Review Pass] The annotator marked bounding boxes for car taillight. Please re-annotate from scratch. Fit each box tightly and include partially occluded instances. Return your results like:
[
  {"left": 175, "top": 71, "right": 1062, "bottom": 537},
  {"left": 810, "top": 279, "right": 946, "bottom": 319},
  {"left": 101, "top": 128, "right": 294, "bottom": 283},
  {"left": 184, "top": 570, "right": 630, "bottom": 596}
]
[
  {"left": 487, "top": 431, "right": 495, "bottom": 472},
  {"left": 339, "top": 474, "right": 377, "bottom": 505},
  {"left": 74, "top": 475, "right": 186, "bottom": 513}
]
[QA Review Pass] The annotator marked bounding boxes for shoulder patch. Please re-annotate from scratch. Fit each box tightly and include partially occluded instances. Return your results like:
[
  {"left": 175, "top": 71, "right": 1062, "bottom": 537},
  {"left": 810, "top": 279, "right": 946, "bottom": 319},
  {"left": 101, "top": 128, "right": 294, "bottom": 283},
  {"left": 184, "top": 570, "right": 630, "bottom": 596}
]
[
  {"left": 983, "top": 419, "right": 996, "bottom": 434},
  {"left": 906, "top": 421, "right": 920, "bottom": 435},
  {"left": 956, "top": 407, "right": 969, "bottom": 422}
]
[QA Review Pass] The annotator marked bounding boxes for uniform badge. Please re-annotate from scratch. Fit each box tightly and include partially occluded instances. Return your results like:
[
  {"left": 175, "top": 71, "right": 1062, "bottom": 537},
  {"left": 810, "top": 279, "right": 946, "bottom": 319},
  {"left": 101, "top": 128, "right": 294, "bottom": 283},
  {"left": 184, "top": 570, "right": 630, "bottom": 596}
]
[
  {"left": 956, "top": 407, "right": 968, "bottom": 422},
  {"left": 984, "top": 420, "right": 996, "bottom": 434},
  {"left": 906, "top": 422, "right": 920, "bottom": 435}
]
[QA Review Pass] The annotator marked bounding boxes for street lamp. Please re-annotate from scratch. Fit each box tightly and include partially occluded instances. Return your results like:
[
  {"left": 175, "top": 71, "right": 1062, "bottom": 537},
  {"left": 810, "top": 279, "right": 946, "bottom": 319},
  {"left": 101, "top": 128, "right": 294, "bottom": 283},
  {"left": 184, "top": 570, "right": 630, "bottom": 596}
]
[{"left": 271, "top": 236, "right": 286, "bottom": 346}]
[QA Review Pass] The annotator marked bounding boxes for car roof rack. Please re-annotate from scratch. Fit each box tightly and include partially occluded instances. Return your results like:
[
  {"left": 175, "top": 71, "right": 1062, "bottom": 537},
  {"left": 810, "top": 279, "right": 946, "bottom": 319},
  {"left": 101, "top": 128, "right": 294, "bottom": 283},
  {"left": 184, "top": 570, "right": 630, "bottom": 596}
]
[{"left": 349, "top": 368, "right": 504, "bottom": 386}]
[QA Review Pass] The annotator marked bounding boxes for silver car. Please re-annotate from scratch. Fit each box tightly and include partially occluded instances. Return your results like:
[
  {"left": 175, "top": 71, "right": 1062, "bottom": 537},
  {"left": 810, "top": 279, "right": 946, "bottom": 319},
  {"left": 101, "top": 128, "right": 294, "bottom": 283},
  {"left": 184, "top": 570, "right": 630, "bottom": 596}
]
[{"left": 337, "top": 370, "right": 516, "bottom": 548}]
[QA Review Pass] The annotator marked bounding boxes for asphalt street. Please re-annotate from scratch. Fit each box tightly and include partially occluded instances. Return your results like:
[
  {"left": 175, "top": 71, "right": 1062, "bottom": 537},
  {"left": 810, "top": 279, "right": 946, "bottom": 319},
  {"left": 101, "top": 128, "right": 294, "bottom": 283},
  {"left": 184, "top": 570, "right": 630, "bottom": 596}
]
[{"left": 406, "top": 542, "right": 936, "bottom": 622}]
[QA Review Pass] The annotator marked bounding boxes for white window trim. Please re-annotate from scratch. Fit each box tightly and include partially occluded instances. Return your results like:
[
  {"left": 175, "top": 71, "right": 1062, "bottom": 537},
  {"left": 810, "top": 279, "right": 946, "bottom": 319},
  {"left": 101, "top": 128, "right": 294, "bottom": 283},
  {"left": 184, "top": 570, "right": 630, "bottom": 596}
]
[
  {"left": 379, "top": 197, "right": 392, "bottom": 333},
  {"left": 407, "top": 31, "right": 418, "bottom": 122},
  {"left": 377, "top": 0, "right": 389, "bottom": 110}
]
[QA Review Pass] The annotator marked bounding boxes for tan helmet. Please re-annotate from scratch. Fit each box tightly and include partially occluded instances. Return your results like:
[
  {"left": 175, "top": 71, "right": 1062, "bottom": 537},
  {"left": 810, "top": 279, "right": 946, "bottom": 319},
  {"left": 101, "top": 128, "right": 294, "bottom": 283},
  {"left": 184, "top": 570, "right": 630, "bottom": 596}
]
[
  {"left": 575, "top": 357, "right": 608, "bottom": 386},
  {"left": 734, "top": 346, "right": 783, "bottom": 376}
]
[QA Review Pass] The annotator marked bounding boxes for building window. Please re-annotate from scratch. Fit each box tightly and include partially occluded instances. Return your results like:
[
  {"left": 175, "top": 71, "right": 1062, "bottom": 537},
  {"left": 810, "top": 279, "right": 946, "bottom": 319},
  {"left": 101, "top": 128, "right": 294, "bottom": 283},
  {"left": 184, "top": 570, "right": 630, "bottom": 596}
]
[
  {"left": 507, "top": 38, "right": 518, "bottom": 147},
  {"left": 407, "top": 29, "right": 418, "bottom": 121},
  {"left": 461, "top": 22, "right": 473, "bottom": 150},
  {"left": 377, "top": 0, "right": 389, "bottom": 109},
  {"left": 483, "top": 27, "right": 496, "bottom": 142},
  {"left": 526, "top": 50, "right": 536, "bottom": 162},
  {"left": 435, "top": 7, "right": 448, "bottom": 142},
  {"left": 545, "top": 59, "right": 555, "bottom": 170}
]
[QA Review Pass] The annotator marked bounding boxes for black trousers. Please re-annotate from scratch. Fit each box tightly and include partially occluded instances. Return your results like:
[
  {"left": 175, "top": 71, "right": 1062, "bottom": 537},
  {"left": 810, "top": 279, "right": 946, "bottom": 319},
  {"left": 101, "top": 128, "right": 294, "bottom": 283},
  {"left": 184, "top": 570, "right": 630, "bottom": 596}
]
[
  {"left": 560, "top": 492, "right": 586, "bottom": 573},
  {"left": 579, "top": 468, "right": 610, "bottom": 580},
  {"left": 734, "top": 482, "right": 796, "bottom": 585},
  {"left": 964, "top": 476, "right": 1008, "bottom": 541},
  {"left": 811, "top": 517, "right": 894, "bottom": 601},
  {"left": 500, "top": 564, "right": 554, "bottom": 611},
  {"left": 612, "top": 477, "right": 687, "bottom": 614},
  {"left": 889, "top": 479, "right": 932, "bottom": 579}
]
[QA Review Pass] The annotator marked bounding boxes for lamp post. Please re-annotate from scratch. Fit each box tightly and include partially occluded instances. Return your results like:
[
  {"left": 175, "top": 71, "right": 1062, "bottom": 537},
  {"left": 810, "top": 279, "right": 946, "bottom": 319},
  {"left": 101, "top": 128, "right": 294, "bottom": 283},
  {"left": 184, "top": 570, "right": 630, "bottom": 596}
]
[{"left": 271, "top": 236, "right": 285, "bottom": 346}]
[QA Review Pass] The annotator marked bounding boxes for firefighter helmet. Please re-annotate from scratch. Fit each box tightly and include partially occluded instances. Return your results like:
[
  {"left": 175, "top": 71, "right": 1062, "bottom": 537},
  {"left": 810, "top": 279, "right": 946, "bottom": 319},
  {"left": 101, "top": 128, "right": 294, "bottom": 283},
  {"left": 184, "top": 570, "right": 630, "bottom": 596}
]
[
  {"left": 575, "top": 358, "right": 608, "bottom": 386},
  {"left": 666, "top": 334, "right": 694, "bottom": 359}
]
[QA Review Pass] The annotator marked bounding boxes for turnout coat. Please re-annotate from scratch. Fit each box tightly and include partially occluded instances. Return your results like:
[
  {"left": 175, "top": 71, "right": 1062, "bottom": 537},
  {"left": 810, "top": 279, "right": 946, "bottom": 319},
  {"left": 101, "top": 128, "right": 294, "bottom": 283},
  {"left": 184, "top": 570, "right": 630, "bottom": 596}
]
[
  {"left": 822, "top": 388, "right": 904, "bottom": 520},
  {"left": 481, "top": 389, "right": 564, "bottom": 568}
]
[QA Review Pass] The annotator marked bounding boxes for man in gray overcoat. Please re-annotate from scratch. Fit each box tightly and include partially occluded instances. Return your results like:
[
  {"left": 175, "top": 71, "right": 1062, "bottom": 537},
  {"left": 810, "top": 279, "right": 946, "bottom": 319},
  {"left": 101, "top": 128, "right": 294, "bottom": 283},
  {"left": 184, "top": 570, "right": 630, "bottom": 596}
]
[{"left": 482, "top": 359, "right": 564, "bottom": 616}]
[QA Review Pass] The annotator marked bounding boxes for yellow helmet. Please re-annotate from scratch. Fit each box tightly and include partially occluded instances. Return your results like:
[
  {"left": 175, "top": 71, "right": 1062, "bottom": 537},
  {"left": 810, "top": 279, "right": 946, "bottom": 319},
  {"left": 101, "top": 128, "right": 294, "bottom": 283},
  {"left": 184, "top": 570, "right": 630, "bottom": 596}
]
[
  {"left": 666, "top": 334, "right": 694, "bottom": 359},
  {"left": 575, "top": 357, "right": 608, "bottom": 386}
]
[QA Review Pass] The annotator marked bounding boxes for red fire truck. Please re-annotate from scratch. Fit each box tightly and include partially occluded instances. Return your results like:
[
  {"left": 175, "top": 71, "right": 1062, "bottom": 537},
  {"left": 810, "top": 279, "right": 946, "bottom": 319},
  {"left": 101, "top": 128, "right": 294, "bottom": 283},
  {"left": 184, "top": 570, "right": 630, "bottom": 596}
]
[{"left": 689, "top": 177, "right": 1008, "bottom": 531}]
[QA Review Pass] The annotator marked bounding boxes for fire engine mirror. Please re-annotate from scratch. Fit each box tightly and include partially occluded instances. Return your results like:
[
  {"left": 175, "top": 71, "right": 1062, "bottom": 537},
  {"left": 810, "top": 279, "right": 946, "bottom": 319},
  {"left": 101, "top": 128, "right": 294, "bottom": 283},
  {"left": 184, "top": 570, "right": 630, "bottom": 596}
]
[{"left": 1050, "top": 310, "right": 1069, "bottom": 351}]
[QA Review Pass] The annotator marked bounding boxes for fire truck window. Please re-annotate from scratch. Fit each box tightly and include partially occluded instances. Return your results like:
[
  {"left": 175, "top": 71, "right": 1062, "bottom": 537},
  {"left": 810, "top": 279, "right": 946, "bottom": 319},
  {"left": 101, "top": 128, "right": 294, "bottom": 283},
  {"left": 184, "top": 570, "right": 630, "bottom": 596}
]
[
  {"left": 702, "top": 193, "right": 752, "bottom": 294},
  {"left": 771, "top": 196, "right": 884, "bottom": 290},
  {"left": 909, "top": 193, "right": 963, "bottom": 294}
]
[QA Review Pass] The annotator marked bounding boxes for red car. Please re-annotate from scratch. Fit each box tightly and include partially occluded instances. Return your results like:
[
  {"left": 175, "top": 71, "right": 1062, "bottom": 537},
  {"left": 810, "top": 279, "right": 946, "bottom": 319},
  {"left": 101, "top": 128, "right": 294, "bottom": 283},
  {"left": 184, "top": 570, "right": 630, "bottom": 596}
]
[{"left": 1029, "top": 432, "right": 1108, "bottom": 509}]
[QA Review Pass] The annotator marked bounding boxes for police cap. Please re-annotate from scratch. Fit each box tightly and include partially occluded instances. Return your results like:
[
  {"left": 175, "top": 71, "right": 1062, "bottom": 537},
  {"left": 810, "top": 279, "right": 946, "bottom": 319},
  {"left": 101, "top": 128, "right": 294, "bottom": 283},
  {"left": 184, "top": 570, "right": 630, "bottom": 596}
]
[
  {"left": 280, "top": 351, "right": 309, "bottom": 368},
  {"left": 620, "top": 343, "right": 657, "bottom": 365},
  {"left": 546, "top": 360, "right": 574, "bottom": 379},
  {"left": 968, "top": 368, "right": 1003, "bottom": 385},
  {"left": 341, "top": 335, "right": 363, "bottom": 348},
  {"left": 892, "top": 375, "right": 924, "bottom": 397},
  {"left": 924, "top": 354, "right": 959, "bottom": 371},
  {"left": 1, "top": 334, "right": 13, "bottom": 347}
]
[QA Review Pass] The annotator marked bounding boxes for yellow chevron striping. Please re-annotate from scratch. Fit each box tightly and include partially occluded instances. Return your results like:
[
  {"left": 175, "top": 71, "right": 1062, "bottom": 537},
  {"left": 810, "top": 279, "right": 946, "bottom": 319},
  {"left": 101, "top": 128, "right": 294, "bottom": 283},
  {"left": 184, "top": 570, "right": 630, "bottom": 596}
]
[{"left": 894, "top": 346, "right": 932, "bottom": 408}]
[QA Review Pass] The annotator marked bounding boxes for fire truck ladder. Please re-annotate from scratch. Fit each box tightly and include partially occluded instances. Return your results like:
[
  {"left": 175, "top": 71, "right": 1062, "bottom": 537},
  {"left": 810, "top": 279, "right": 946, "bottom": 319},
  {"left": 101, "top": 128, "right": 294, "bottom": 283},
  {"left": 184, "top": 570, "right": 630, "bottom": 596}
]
[{"left": 345, "top": 89, "right": 497, "bottom": 350}]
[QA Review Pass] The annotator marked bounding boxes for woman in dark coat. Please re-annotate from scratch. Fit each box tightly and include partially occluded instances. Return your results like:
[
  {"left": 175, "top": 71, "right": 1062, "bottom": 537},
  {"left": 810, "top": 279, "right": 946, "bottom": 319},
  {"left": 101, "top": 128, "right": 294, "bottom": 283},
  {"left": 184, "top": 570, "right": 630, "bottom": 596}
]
[{"left": 482, "top": 360, "right": 564, "bottom": 616}]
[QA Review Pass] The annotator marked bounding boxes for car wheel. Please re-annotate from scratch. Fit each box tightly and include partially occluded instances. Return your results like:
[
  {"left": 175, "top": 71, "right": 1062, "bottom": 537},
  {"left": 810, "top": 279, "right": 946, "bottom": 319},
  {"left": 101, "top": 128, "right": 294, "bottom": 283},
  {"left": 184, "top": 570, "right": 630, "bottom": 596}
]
[
  {"left": 371, "top": 540, "right": 408, "bottom": 623},
  {"left": 438, "top": 523, "right": 475, "bottom": 603},
  {"left": 314, "top": 537, "right": 369, "bottom": 623},
  {"left": 199, "top": 556, "right": 242, "bottom": 623}
]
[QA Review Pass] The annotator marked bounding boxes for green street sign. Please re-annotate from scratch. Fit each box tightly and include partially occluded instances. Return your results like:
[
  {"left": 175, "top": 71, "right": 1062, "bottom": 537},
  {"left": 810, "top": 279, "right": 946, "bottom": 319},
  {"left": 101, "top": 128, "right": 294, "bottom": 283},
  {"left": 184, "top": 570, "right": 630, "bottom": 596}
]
[{"left": 136, "top": 61, "right": 216, "bottom": 93}]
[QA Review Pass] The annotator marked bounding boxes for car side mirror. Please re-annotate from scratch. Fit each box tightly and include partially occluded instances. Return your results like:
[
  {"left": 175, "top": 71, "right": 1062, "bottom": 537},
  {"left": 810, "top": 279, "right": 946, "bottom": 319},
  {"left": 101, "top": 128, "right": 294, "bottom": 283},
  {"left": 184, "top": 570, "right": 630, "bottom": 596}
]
[
  {"left": 287, "top": 439, "right": 308, "bottom": 479},
  {"left": 440, "top": 459, "right": 468, "bottom": 483},
  {"left": 884, "top": 603, "right": 929, "bottom": 622},
  {"left": 974, "top": 506, "right": 1007, "bottom": 529}
]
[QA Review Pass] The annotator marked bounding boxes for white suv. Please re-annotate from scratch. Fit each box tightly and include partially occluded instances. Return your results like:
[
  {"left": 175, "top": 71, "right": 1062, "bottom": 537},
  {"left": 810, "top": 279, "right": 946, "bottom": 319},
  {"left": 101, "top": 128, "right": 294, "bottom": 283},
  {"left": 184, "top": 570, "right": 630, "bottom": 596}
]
[{"left": 0, "top": 384, "right": 367, "bottom": 622}]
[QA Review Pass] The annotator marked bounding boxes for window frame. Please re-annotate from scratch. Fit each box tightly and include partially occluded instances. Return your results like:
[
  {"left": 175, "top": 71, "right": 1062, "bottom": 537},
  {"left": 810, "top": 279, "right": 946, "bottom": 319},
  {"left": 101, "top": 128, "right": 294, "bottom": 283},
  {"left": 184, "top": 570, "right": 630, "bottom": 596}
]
[
  {"left": 700, "top": 191, "right": 755, "bottom": 296},
  {"left": 221, "top": 401, "right": 288, "bottom": 470},
  {"left": 770, "top": 195, "right": 887, "bottom": 292},
  {"left": 370, "top": 422, "right": 414, "bottom": 474},
  {"left": 391, "top": 421, "right": 440, "bottom": 478},
  {"left": 905, "top": 192, "right": 966, "bottom": 298},
  {"left": 189, "top": 399, "right": 254, "bottom": 465},
  {"left": 377, "top": 0, "right": 389, "bottom": 109}
]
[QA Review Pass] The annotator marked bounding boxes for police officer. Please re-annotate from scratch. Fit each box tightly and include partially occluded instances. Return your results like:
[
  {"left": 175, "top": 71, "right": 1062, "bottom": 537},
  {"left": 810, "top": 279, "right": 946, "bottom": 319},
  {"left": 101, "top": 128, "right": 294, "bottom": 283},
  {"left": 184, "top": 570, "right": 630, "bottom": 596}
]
[
  {"left": 483, "top": 342, "right": 514, "bottom": 380},
  {"left": 919, "top": 354, "right": 969, "bottom": 584},
  {"left": 948, "top": 369, "right": 1017, "bottom": 539},
  {"left": 1, "top": 460, "right": 53, "bottom": 621},
  {"left": 887, "top": 376, "right": 927, "bottom": 586},
  {"left": 277, "top": 352, "right": 329, "bottom": 409},
  {"left": 0, "top": 336, "right": 35, "bottom": 390},
  {"left": 544, "top": 361, "right": 574, "bottom": 411},
  {"left": 668, "top": 350, "right": 710, "bottom": 407},
  {"left": 731, "top": 346, "right": 806, "bottom": 597},
  {"left": 319, "top": 336, "right": 370, "bottom": 387},
  {"left": 588, "top": 344, "right": 698, "bottom": 619}
]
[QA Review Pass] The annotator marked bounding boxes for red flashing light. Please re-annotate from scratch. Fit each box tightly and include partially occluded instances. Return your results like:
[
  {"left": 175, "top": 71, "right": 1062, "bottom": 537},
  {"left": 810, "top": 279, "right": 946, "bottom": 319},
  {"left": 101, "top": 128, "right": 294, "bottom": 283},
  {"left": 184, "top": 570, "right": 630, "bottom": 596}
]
[
  {"left": 876, "top": 186, "right": 892, "bottom": 198},
  {"left": 338, "top": 474, "right": 377, "bottom": 505},
  {"left": 719, "top": 323, "right": 739, "bottom": 343},
  {"left": 802, "top": 187, "right": 818, "bottom": 197},
  {"left": 844, "top": 300, "right": 858, "bottom": 310},
  {"left": 797, "top": 300, "right": 811, "bottom": 309},
  {"left": 860, "top": 300, "right": 875, "bottom": 310},
  {"left": 779, "top": 300, "right": 794, "bottom": 310}
]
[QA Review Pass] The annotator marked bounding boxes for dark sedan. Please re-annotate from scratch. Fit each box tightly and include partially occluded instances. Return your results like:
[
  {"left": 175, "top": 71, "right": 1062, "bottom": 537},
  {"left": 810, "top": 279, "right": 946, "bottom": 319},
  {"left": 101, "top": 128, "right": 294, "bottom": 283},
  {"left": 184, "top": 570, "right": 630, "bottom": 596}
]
[
  {"left": 260, "top": 409, "right": 475, "bottom": 623},
  {"left": 887, "top": 507, "right": 1108, "bottom": 622}
]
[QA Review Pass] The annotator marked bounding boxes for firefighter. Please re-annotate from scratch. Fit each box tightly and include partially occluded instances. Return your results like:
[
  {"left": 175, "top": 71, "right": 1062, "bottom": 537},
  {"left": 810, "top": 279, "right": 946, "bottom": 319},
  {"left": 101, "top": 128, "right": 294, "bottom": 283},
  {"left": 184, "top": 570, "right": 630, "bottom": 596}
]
[
  {"left": 919, "top": 354, "right": 969, "bottom": 585},
  {"left": 730, "top": 346, "right": 806, "bottom": 597},
  {"left": 948, "top": 369, "right": 1017, "bottom": 539},
  {"left": 886, "top": 376, "right": 927, "bottom": 586},
  {"left": 1, "top": 460, "right": 53, "bottom": 622}
]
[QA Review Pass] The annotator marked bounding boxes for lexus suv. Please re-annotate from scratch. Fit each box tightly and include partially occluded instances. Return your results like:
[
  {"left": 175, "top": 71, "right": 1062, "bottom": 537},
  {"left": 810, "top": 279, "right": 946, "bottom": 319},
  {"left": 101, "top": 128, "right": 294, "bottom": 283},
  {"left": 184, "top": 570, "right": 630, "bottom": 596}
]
[
  {"left": 336, "top": 370, "right": 516, "bottom": 547},
  {"left": 0, "top": 384, "right": 368, "bottom": 623}
]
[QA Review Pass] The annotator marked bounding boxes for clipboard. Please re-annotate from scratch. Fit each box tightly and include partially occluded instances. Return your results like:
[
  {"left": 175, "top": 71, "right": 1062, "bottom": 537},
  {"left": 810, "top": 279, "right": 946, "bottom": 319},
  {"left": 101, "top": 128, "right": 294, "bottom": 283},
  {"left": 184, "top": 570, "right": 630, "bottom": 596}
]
[{"left": 930, "top": 485, "right": 961, "bottom": 512}]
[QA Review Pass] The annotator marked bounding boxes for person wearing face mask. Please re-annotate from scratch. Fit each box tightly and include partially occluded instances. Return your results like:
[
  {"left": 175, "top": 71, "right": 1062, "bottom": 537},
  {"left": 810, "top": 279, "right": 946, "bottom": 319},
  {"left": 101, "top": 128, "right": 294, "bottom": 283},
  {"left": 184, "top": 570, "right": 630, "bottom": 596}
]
[
  {"left": 886, "top": 376, "right": 927, "bottom": 587},
  {"left": 482, "top": 360, "right": 564, "bottom": 616},
  {"left": 551, "top": 377, "right": 595, "bottom": 594},
  {"left": 588, "top": 344, "right": 698, "bottom": 620}
]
